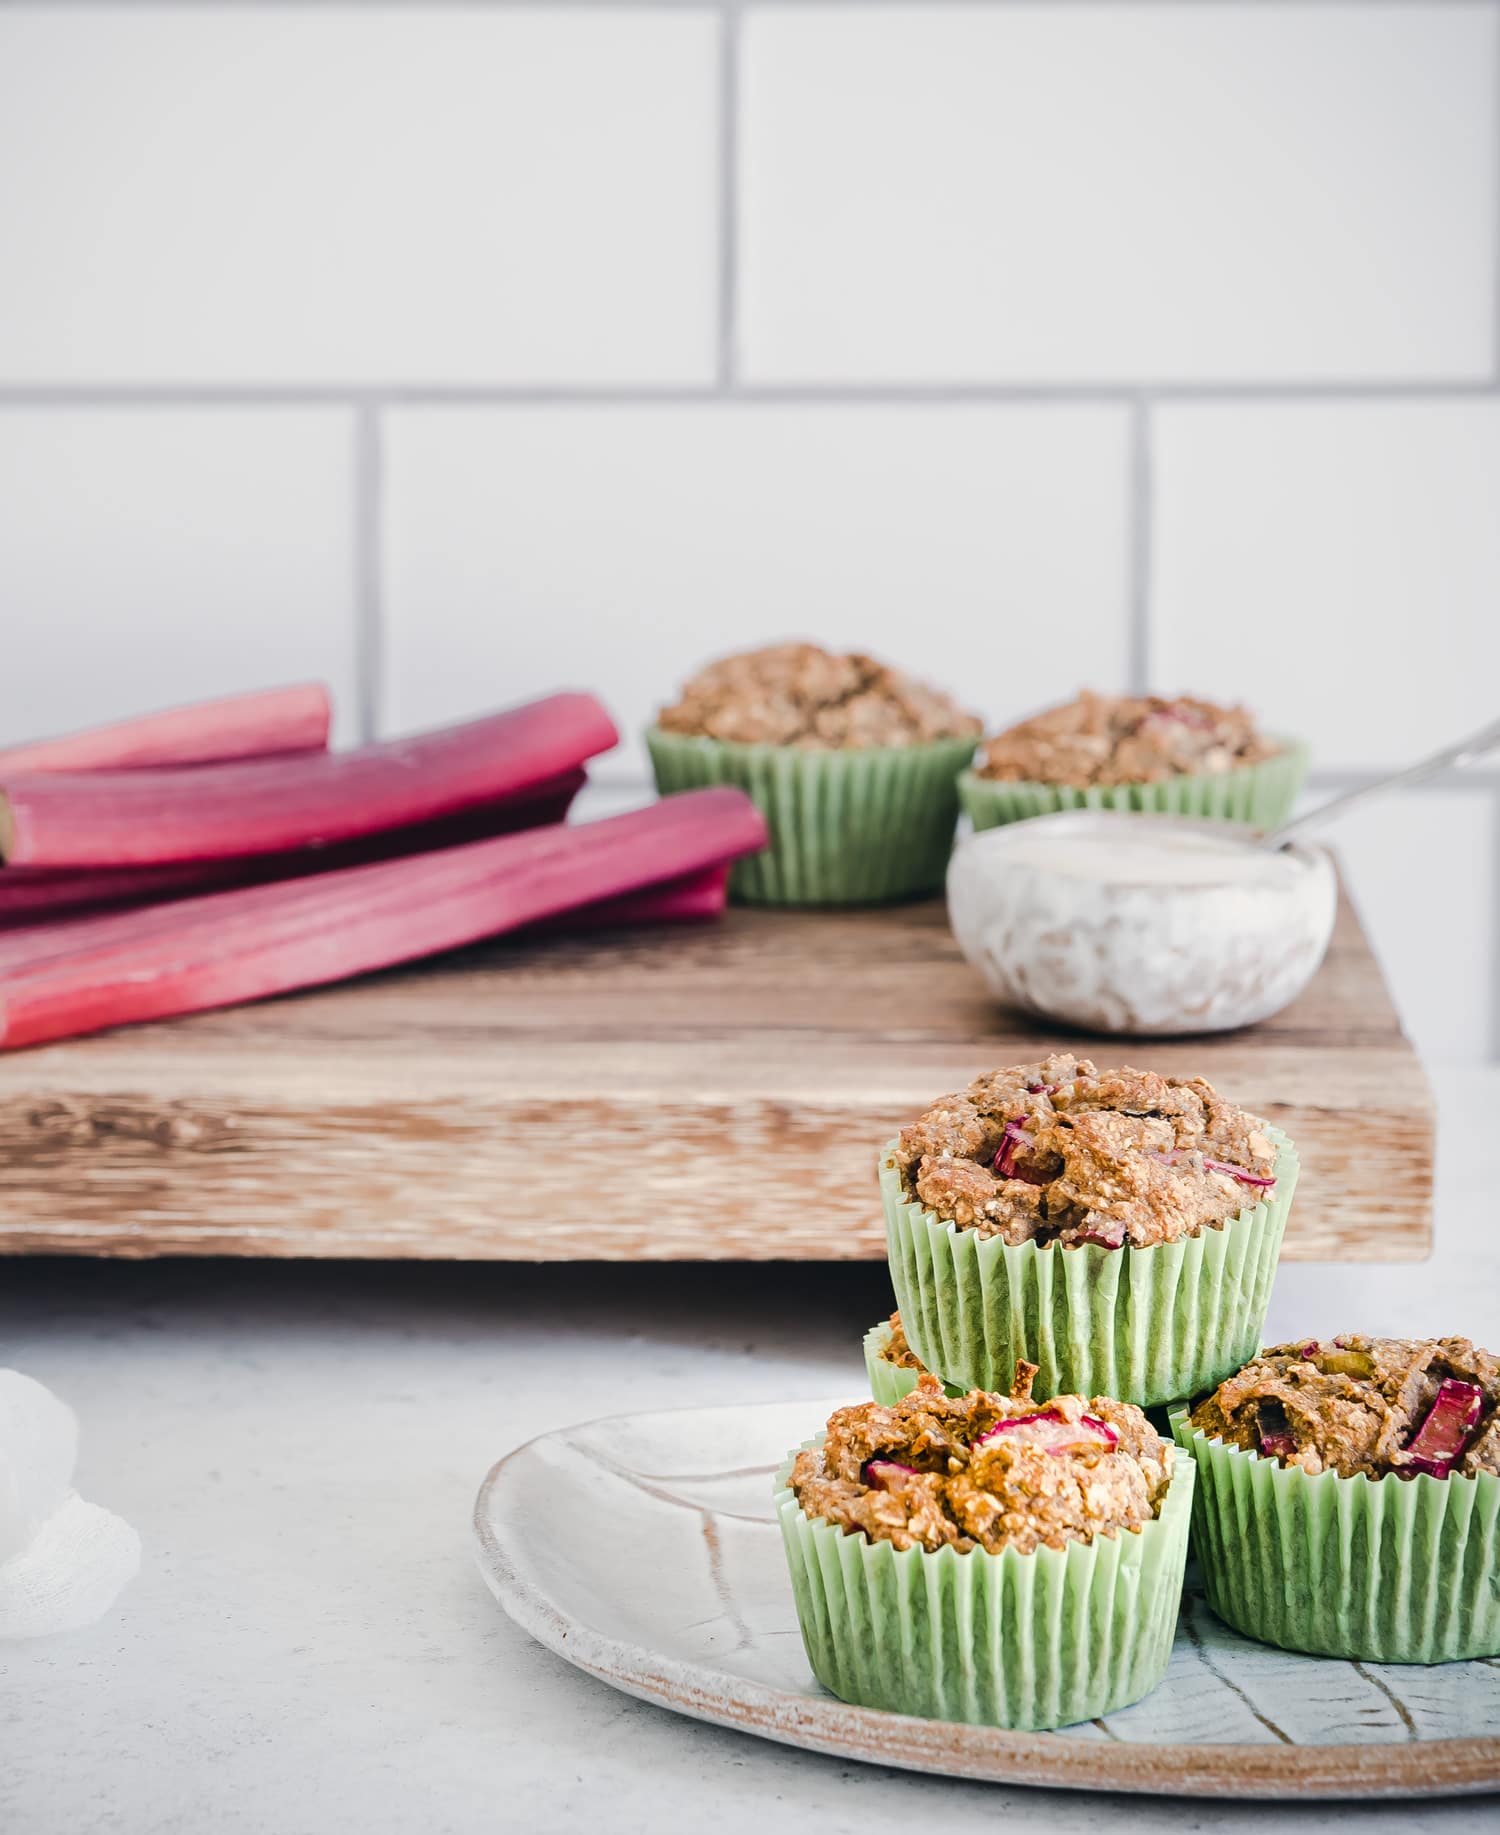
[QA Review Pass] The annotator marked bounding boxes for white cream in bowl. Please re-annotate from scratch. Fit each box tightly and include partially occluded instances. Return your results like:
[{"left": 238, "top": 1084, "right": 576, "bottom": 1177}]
[{"left": 946, "top": 811, "right": 1337, "bottom": 1035}]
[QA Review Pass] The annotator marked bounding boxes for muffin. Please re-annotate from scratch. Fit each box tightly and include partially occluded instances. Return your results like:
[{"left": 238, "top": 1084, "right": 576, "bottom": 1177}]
[
  {"left": 958, "top": 690, "right": 1307, "bottom": 833},
  {"left": 863, "top": 1310, "right": 962, "bottom": 1405},
  {"left": 775, "top": 1365, "right": 1193, "bottom": 1728},
  {"left": 1173, "top": 1336, "right": 1500, "bottom": 1661},
  {"left": 881, "top": 1054, "right": 1297, "bottom": 1405},
  {"left": 646, "top": 643, "right": 980, "bottom": 904}
]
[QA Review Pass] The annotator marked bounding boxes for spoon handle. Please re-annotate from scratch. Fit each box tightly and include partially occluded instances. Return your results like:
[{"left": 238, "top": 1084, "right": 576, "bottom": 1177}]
[{"left": 1262, "top": 713, "right": 1500, "bottom": 850}]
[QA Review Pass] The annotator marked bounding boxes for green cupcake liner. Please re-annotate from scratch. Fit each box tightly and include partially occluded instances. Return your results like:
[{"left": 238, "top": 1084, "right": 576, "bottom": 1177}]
[
  {"left": 882, "top": 1131, "right": 1297, "bottom": 1408},
  {"left": 1170, "top": 1409, "right": 1500, "bottom": 1662},
  {"left": 774, "top": 1438, "right": 1195, "bottom": 1728},
  {"left": 957, "top": 738, "right": 1308, "bottom": 834},
  {"left": 862, "top": 1318, "right": 964, "bottom": 1405},
  {"left": 645, "top": 726, "right": 976, "bottom": 906}
]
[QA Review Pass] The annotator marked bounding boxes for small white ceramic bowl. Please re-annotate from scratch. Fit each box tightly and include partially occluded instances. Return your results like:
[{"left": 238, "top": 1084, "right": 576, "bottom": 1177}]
[{"left": 946, "top": 810, "right": 1337, "bottom": 1036}]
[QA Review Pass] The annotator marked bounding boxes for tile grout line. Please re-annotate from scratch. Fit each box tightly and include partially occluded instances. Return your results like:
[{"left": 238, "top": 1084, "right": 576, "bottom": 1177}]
[
  {"left": 1492, "top": 783, "right": 1500, "bottom": 1060},
  {"left": 353, "top": 403, "right": 384, "bottom": 745},
  {"left": 1126, "top": 396, "right": 1152, "bottom": 693},
  {"left": 2, "top": 379, "right": 1498, "bottom": 408},
  {"left": 716, "top": 5, "right": 740, "bottom": 389},
  {"left": 1495, "top": 0, "right": 1500, "bottom": 382},
  {"left": 1, "top": 0, "right": 1483, "bottom": 10}
]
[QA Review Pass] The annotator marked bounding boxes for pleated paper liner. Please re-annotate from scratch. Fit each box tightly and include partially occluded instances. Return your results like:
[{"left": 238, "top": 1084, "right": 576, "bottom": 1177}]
[
  {"left": 1170, "top": 1409, "right": 1500, "bottom": 1663},
  {"left": 862, "top": 1318, "right": 963, "bottom": 1406},
  {"left": 774, "top": 1440, "right": 1195, "bottom": 1729},
  {"left": 645, "top": 726, "right": 976, "bottom": 906},
  {"left": 956, "top": 737, "right": 1309, "bottom": 835},
  {"left": 882, "top": 1130, "right": 1298, "bottom": 1408}
]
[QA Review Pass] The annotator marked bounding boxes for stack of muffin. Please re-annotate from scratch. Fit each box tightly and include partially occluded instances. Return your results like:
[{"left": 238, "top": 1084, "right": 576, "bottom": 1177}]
[
  {"left": 647, "top": 648, "right": 1496, "bottom": 1725},
  {"left": 772, "top": 1055, "right": 1500, "bottom": 1729},
  {"left": 647, "top": 644, "right": 1305, "bottom": 907}
]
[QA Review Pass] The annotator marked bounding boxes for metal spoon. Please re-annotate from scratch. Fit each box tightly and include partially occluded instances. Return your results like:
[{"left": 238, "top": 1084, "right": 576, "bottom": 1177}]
[{"left": 1261, "top": 713, "right": 1500, "bottom": 850}]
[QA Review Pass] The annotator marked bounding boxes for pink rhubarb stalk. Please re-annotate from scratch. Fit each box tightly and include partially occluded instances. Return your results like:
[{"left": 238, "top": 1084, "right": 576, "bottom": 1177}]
[
  {"left": 0, "top": 769, "right": 587, "bottom": 939},
  {"left": 0, "top": 849, "right": 728, "bottom": 976},
  {"left": 1404, "top": 1379, "right": 1484, "bottom": 1478},
  {"left": 541, "top": 864, "right": 731, "bottom": 933},
  {"left": 0, "top": 787, "right": 767, "bottom": 1050},
  {"left": 0, "top": 684, "right": 331, "bottom": 772},
  {"left": 0, "top": 693, "right": 618, "bottom": 869}
]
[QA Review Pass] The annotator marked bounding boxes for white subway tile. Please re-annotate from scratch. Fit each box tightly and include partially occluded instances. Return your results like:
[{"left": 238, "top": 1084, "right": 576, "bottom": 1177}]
[
  {"left": 1312, "top": 790, "right": 1494, "bottom": 1064},
  {"left": 382, "top": 404, "right": 1131, "bottom": 774},
  {"left": 1153, "top": 400, "right": 1500, "bottom": 769},
  {"left": 0, "top": 410, "right": 356, "bottom": 744},
  {"left": 741, "top": 5, "right": 1495, "bottom": 384},
  {"left": 0, "top": 10, "right": 715, "bottom": 384}
]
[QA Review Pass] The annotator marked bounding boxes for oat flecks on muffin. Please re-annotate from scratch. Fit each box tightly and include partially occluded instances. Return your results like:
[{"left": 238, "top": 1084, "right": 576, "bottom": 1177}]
[
  {"left": 1190, "top": 1336, "right": 1500, "bottom": 1480},
  {"left": 891, "top": 1055, "right": 1277, "bottom": 1250},
  {"left": 881, "top": 1310, "right": 925, "bottom": 1371},
  {"left": 655, "top": 642, "right": 982, "bottom": 751},
  {"left": 973, "top": 690, "right": 1279, "bottom": 788},
  {"left": 790, "top": 1366, "right": 1173, "bottom": 1556}
]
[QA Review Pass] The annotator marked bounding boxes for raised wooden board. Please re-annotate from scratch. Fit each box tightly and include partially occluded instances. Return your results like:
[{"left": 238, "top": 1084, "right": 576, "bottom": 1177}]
[{"left": 0, "top": 884, "right": 1432, "bottom": 1260}]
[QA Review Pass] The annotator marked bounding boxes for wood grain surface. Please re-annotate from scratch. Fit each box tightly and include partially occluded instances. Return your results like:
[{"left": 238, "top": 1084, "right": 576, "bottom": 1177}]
[{"left": 0, "top": 885, "right": 1432, "bottom": 1260}]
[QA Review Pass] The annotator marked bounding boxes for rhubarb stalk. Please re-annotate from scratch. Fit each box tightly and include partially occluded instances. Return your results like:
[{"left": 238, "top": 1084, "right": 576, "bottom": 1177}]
[
  {"left": 0, "top": 693, "right": 619, "bottom": 869},
  {"left": 0, "top": 787, "right": 767, "bottom": 1050},
  {"left": 0, "top": 768, "right": 587, "bottom": 936},
  {"left": 540, "top": 864, "right": 731, "bottom": 933},
  {"left": 0, "top": 683, "right": 331, "bottom": 772}
]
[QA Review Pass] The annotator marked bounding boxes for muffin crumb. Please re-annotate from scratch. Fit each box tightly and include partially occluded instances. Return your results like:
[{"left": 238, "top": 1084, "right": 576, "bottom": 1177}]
[
  {"left": 790, "top": 1369, "right": 1174, "bottom": 1555},
  {"left": 656, "top": 643, "right": 981, "bottom": 750},
  {"left": 881, "top": 1310, "right": 926, "bottom": 1371},
  {"left": 974, "top": 690, "right": 1278, "bottom": 788},
  {"left": 1190, "top": 1336, "right": 1500, "bottom": 1479},
  {"left": 892, "top": 1057, "right": 1277, "bottom": 1249}
]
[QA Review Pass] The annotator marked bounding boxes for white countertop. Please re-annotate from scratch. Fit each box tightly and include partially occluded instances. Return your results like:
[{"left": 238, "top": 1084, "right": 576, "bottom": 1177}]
[{"left": 4, "top": 1065, "right": 1498, "bottom": 1835}]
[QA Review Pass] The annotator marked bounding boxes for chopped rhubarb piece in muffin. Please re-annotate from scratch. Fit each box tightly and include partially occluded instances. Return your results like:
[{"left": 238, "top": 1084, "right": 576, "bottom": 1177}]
[
  {"left": 1190, "top": 1335, "right": 1500, "bottom": 1479},
  {"left": 972, "top": 690, "right": 1279, "bottom": 788},
  {"left": 655, "top": 642, "right": 981, "bottom": 750},
  {"left": 889, "top": 1055, "right": 1278, "bottom": 1249},
  {"left": 789, "top": 1365, "right": 1173, "bottom": 1556}
]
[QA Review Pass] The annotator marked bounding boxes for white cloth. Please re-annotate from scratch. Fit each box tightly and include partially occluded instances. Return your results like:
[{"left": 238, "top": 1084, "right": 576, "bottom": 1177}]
[{"left": 0, "top": 1369, "right": 139, "bottom": 1638}]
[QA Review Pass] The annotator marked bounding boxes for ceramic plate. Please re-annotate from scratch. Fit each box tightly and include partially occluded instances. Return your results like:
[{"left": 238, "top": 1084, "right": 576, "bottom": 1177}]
[{"left": 473, "top": 1398, "right": 1500, "bottom": 1799}]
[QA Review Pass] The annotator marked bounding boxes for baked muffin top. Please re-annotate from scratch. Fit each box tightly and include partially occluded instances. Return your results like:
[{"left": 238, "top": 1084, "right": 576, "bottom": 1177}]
[
  {"left": 789, "top": 1364, "right": 1174, "bottom": 1555},
  {"left": 1190, "top": 1335, "right": 1500, "bottom": 1480},
  {"left": 879, "top": 1309, "right": 925, "bottom": 1372},
  {"left": 973, "top": 690, "right": 1279, "bottom": 788},
  {"left": 890, "top": 1054, "right": 1277, "bottom": 1250},
  {"left": 655, "top": 643, "right": 981, "bottom": 750}
]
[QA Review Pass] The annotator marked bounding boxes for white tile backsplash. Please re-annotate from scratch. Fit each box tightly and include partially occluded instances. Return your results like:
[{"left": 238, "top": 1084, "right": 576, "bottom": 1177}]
[
  {"left": 0, "top": 9, "right": 717, "bottom": 384},
  {"left": 1152, "top": 400, "right": 1500, "bottom": 770},
  {"left": 0, "top": 410, "right": 357, "bottom": 744},
  {"left": 1319, "top": 791, "right": 1494, "bottom": 1064},
  {"left": 380, "top": 404, "right": 1133, "bottom": 772},
  {"left": 740, "top": 4, "right": 1496, "bottom": 385},
  {"left": 0, "top": 3, "right": 1492, "bottom": 1060}
]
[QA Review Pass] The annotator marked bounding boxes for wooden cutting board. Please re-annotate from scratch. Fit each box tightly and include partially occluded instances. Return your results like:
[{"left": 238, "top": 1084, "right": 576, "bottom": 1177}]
[{"left": 0, "top": 882, "right": 1431, "bottom": 1261}]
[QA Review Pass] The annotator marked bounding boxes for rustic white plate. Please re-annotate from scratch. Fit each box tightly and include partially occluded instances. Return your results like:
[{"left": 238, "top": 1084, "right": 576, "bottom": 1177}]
[{"left": 473, "top": 1398, "right": 1500, "bottom": 1799}]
